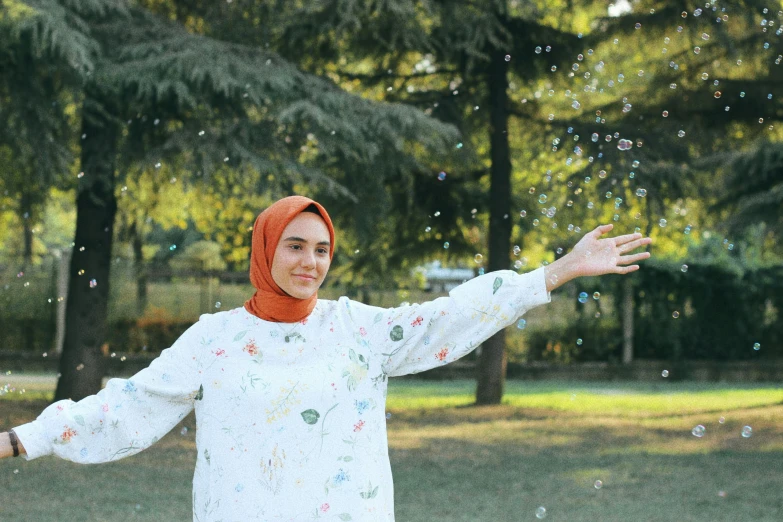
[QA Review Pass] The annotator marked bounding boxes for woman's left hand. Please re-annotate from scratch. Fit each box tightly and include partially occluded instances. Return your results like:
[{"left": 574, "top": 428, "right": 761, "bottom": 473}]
[{"left": 544, "top": 224, "right": 652, "bottom": 292}]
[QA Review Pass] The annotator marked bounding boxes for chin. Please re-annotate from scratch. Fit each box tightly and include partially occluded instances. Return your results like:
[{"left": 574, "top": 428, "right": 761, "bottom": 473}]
[{"left": 289, "top": 285, "right": 319, "bottom": 300}]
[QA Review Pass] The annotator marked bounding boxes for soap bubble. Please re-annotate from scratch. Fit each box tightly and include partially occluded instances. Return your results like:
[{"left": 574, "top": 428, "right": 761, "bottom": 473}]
[
  {"left": 719, "top": 416, "right": 725, "bottom": 424},
  {"left": 677, "top": 130, "right": 686, "bottom": 137},
  {"left": 659, "top": 219, "right": 668, "bottom": 227},
  {"left": 741, "top": 426, "right": 753, "bottom": 438},
  {"left": 753, "top": 342, "right": 761, "bottom": 351},
  {"left": 520, "top": 210, "right": 527, "bottom": 218},
  {"left": 635, "top": 188, "right": 647, "bottom": 197},
  {"left": 576, "top": 338, "right": 583, "bottom": 346},
  {"left": 662, "top": 370, "right": 669, "bottom": 378},
  {"left": 692, "top": 425, "right": 705, "bottom": 437},
  {"left": 516, "top": 319, "right": 527, "bottom": 330},
  {"left": 215, "top": 301, "right": 222, "bottom": 309},
  {"left": 438, "top": 171, "right": 447, "bottom": 181},
  {"left": 578, "top": 292, "right": 589, "bottom": 303},
  {"left": 89, "top": 279, "right": 98, "bottom": 288},
  {"left": 672, "top": 311, "right": 680, "bottom": 318},
  {"left": 538, "top": 194, "right": 548, "bottom": 204},
  {"left": 386, "top": 412, "right": 392, "bottom": 419},
  {"left": 594, "top": 480, "right": 603, "bottom": 489},
  {"left": 535, "top": 507, "right": 547, "bottom": 519},
  {"left": 681, "top": 265, "right": 688, "bottom": 272},
  {"left": 592, "top": 292, "right": 600, "bottom": 300},
  {"left": 443, "top": 242, "right": 450, "bottom": 249},
  {"left": 474, "top": 254, "right": 484, "bottom": 264}
]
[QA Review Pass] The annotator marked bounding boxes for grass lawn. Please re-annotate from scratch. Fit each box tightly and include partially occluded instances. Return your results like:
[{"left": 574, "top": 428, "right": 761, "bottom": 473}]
[{"left": 1, "top": 378, "right": 782, "bottom": 521}]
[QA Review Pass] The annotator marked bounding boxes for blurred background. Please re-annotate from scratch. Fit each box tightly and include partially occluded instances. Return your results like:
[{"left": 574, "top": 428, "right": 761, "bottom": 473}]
[{"left": 2, "top": 0, "right": 781, "bottom": 381}]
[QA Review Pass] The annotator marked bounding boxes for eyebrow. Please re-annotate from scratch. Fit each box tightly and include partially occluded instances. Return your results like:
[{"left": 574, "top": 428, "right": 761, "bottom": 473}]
[{"left": 282, "top": 236, "right": 331, "bottom": 246}]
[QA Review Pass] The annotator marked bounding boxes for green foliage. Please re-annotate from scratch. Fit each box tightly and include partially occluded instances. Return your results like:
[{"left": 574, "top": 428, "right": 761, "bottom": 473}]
[
  {"left": 713, "top": 140, "right": 783, "bottom": 243},
  {"left": 522, "top": 258, "right": 782, "bottom": 363},
  {"left": 633, "top": 259, "right": 782, "bottom": 361},
  {"left": 168, "top": 240, "right": 227, "bottom": 271}
]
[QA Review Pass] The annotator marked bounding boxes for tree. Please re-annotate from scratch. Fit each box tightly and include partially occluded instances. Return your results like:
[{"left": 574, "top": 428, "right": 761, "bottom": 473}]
[
  {"left": 8, "top": 0, "right": 457, "bottom": 401},
  {"left": 0, "top": 1, "right": 78, "bottom": 267}
]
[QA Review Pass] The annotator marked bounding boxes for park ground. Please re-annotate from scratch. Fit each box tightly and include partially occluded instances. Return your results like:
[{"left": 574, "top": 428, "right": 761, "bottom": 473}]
[{"left": 1, "top": 377, "right": 782, "bottom": 521}]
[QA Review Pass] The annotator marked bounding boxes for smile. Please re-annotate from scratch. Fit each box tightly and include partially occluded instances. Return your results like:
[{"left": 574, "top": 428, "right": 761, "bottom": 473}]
[{"left": 293, "top": 275, "right": 316, "bottom": 281}]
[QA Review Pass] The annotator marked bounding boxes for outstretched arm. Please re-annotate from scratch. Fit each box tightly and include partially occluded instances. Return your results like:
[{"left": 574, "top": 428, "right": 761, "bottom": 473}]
[{"left": 544, "top": 224, "right": 652, "bottom": 293}]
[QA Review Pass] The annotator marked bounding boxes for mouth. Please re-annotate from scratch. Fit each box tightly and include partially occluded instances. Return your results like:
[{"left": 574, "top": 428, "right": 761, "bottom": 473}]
[{"left": 293, "top": 274, "right": 316, "bottom": 281}]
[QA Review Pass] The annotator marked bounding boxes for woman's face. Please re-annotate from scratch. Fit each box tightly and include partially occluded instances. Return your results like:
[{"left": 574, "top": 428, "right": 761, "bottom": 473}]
[{"left": 271, "top": 212, "right": 331, "bottom": 299}]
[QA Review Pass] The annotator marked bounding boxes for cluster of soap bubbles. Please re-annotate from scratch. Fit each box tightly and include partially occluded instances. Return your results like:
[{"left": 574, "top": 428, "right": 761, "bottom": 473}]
[{"left": 690, "top": 424, "right": 754, "bottom": 438}]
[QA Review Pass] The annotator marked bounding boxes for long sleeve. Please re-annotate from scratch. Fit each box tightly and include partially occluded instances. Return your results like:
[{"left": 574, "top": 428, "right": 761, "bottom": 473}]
[
  {"left": 345, "top": 267, "right": 550, "bottom": 377},
  {"left": 12, "top": 315, "right": 211, "bottom": 463}
]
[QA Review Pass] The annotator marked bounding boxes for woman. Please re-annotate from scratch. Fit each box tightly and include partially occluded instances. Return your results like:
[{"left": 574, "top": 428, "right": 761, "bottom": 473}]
[{"left": 1, "top": 195, "right": 651, "bottom": 520}]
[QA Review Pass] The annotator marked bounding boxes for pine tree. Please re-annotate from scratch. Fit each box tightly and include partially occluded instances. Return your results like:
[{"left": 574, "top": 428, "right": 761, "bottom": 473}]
[
  {"left": 0, "top": 0, "right": 82, "bottom": 266},
  {"left": 8, "top": 0, "right": 458, "bottom": 401}
]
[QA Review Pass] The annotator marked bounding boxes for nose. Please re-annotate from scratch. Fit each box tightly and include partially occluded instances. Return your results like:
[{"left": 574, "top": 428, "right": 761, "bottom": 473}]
[{"left": 300, "top": 249, "right": 316, "bottom": 269}]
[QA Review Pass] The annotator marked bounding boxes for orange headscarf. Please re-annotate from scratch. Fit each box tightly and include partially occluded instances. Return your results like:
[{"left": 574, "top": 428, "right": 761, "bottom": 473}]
[{"left": 243, "top": 196, "right": 335, "bottom": 323}]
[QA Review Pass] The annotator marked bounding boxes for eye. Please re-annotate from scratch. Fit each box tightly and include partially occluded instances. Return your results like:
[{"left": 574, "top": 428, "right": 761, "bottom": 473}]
[
  {"left": 317, "top": 248, "right": 329, "bottom": 255},
  {"left": 289, "top": 244, "right": 302, "bottom": 250}
]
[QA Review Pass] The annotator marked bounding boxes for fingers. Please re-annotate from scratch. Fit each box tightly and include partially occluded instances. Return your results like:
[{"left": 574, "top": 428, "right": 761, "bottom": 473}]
[
  {"left": 616, "top": 264, "right": 640, "bottom": 274},
  {"left": 612, "top": 232, "right": 642, "bottom": 245},
  {"left": 618, "top": 237, "right": 652, "bottom": 253},
  {"left": 592, "top": 224, "right": 614, "bottom": 237},
  {"left": 617, "top": 252, "right": 651, "bottom": 265}
]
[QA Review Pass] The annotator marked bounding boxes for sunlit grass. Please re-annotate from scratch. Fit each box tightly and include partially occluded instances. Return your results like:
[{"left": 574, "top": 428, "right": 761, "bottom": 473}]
[{"left": 387, "top": 379, "right": 783, "bottom": 416}]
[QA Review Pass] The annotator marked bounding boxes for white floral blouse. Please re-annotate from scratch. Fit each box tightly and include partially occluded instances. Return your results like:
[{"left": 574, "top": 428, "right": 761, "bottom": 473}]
[{"left": 13, "top": 268, "right": 550, "bottom": 521}]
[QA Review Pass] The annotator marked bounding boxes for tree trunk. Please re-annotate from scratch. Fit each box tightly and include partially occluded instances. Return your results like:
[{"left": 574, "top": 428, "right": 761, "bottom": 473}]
[
  {"left": 20, "top": 191, "right": 34, "bottom": 267},
  {"left": 53, "top": 95, "right": 119, "bottom": 403},
  {"left": 475, "top": 50, "right": 512, "bottom": 406},
  {"left": 54, "top": 248, "right": 71, "bottom": 355},
  {"left": 622, "top": 278, "right": 634, "bottom": 364},
  {"left": 130, "top": 222, "right": 148, "bottom": 316}
]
